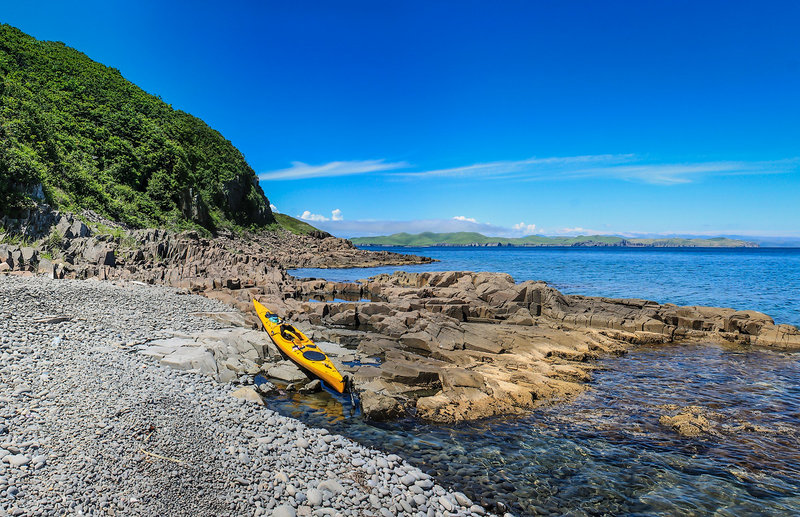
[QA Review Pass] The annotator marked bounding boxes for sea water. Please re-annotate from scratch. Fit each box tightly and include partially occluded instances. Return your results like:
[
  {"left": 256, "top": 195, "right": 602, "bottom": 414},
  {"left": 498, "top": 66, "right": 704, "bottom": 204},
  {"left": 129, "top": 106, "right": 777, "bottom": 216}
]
[
  {"left": 264, "top": 343, "right": 800, "bottom": 515},
  {"left": 280, "top": 247, "right": 800, "bottom": 515},
  {"left": 290, "top": 246, "right": 800, "bottom": 326}
]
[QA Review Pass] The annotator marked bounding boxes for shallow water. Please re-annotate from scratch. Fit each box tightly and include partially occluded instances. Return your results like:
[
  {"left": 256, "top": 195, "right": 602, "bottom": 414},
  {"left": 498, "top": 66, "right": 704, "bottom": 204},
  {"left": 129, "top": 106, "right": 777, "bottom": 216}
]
[
  {"left": 290, "top": 246, "right": 800, "bottom": 326},
  {"left": 263, "top": 342, "right": 800, "bottom": 515}
]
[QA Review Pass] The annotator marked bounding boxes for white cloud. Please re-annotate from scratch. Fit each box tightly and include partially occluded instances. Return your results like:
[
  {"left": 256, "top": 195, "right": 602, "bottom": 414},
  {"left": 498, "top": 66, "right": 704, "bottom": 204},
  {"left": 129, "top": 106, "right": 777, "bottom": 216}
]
[
  {"left": 299, "top": 209, "right": 343, "bottom": 222},
  {"left": 260, "top": 159, "right": 409, "bottom": 181},
  {"left": 453, "top": 215, "right": 477, "bottom": 223},
  {"left": 512, "top": 222, "right": 537, "bottom": 234},
  {"left": 269, "top": 203, "right": 279, "bottom": 213},
  {"left": 299, "top": 210, "right": 329, "bottom": 222}
]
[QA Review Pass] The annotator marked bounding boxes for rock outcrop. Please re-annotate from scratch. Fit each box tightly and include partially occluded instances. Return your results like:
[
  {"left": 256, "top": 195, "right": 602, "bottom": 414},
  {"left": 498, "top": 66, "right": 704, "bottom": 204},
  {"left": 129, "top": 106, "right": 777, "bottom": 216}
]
[{"left": 3, "top": 210, "right": 798, "bottom": 424}]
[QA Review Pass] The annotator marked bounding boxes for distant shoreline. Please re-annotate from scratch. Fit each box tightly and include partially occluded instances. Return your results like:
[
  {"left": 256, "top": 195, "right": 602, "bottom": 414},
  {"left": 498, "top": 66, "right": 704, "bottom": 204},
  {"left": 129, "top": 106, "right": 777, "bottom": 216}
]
[
  {"left": 350, "top": 232, "right": 759, "bottom": 248},
  {"left": 355, "top": 242, "right": 760, "bottom": 249}
]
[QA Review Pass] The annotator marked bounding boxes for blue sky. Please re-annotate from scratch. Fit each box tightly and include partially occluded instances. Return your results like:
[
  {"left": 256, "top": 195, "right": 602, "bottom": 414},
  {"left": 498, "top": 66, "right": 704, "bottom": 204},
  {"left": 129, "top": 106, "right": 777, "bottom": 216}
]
[{"left": 4, "top": 1, "right": 800, "bottom": 238}]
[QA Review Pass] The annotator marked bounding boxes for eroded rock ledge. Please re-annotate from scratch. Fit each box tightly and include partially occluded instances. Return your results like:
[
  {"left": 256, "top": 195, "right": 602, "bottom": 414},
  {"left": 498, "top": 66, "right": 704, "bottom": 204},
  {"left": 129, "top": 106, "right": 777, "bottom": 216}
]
[
  {"left": 264, "top": 271, "right": 799, "bottom": 423},
  {"left": 2, "top": 212, "right": 798, "bottom": 424}
]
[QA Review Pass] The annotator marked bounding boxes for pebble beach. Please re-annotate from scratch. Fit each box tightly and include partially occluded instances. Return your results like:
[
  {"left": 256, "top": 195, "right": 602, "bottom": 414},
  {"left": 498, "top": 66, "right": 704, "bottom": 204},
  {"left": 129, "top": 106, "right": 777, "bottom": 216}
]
[{"left": 0, "top": 276, "right": 487, "bottom": 517}]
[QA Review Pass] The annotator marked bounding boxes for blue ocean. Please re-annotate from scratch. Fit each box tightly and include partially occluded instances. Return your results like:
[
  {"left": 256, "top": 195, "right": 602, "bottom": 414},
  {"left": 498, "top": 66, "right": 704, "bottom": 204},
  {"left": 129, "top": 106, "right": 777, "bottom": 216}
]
[
  {"left": 292, "top": 246, "right": 800, "bottom": 326},
  {"left": 282, "top": 247, "right": 800, "bottom": 515}
]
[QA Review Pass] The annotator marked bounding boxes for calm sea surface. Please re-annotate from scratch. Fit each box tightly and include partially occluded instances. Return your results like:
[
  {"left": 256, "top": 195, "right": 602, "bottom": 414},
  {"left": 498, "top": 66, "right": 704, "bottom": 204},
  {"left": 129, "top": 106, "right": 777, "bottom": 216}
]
[
  {"left": 291, "top": 246, "right": 800, "bottom": 326},
  {"left": 281, "top": 247, "right": 800, "bottom": 515}
]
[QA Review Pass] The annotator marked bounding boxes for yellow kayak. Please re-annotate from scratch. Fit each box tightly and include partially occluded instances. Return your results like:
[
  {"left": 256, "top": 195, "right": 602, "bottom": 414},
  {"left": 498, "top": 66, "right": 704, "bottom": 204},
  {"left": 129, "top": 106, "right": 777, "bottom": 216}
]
[{"left": 253, "top": 299, "right": 347, "bottom": 393}]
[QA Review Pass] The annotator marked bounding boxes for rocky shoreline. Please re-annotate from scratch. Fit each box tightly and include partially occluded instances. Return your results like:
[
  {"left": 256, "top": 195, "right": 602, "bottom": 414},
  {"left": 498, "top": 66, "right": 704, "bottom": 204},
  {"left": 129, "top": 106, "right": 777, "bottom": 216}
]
[
  {"left": 0, "top": 276, "right": 487, "bottom": 516},
  {"left": 2, "top": 210, "right": 800, "bottom": 515},
  {"left": 2, "top": 210, "right": 799, "bottom": 427}
]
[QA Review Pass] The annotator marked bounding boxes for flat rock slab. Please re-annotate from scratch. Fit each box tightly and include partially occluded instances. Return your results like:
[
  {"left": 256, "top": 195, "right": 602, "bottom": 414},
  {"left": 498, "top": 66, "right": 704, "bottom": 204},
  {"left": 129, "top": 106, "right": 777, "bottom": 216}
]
[
  {"left": 267, "top": 361, "right": 309, "bottom": 383},
  {"left": 160, "top": 346, "right": 217, "bottom": 375}
]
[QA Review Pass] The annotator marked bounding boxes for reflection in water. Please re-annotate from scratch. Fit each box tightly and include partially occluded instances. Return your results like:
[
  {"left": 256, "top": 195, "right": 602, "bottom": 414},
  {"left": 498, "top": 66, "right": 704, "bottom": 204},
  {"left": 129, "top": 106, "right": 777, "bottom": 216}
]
[{"left": 262, "top": 343, "right": 800, "bottom": 515}]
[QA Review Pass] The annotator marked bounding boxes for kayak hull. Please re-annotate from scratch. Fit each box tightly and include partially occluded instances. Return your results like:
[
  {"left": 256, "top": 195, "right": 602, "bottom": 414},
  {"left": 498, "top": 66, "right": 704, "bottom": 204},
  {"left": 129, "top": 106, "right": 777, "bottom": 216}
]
[{"left": 253, "top": 299, "right": 346, "bottom": 393}]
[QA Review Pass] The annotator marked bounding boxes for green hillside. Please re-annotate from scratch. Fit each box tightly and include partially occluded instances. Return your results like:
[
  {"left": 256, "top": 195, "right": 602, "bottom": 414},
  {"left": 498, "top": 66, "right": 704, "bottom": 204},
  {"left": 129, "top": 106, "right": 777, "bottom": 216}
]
[
  {"left": 0, "top": 24, "right": 275, "bottom": 232},
  {"left": 272, "top": 213, "right": 325, "bottom": 236},
  {"left": 351, "top": 232, "right": 756, "bottom": 248}
]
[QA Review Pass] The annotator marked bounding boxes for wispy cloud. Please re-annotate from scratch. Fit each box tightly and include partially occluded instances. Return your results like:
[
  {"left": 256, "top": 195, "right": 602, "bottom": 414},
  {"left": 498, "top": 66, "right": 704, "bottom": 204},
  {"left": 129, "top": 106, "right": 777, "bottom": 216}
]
[
  {"left": 558, "top": 159, "right": 800, "bottom": 185},
  {"left": 453, "top": 215, "right": 478, "bottom": 223},
  {"left": 400, "top": 155, "right": 799, "bottom": 185},
  {"left": 260, "top": 159, "right": 409, "bottom": 181},
  {"left": 263, "top": 155, "right": 798, "bottom": 184},
  {"left": 402, "top": 154, "right": 633, "bottom": 179},
  {"left": 555, "top": 226, "right": 604, "bottom": 235}
]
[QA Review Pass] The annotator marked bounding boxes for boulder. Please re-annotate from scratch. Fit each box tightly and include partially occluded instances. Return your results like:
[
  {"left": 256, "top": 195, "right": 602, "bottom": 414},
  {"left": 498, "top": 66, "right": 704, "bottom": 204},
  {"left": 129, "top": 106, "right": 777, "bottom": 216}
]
[
  {"left": 231, "top": 387, "right": 264, "bottom": 405},
  {"left": 327, "top": 309, "right": 358, "bottom": 328},
  {"left": 37, "top": 258, "right": 54, "bottom": 277},
  {"left": 378, "top": 359, "right": 441, "bottom": 386},
  {"left": 659, "top": 407, "right": 717, "bottom": 437},
  {"left": 72, "top": 220, "right": 89, "bottom": 238},
  {"left": 20, "top": 246, "right": 38, "bottom": 267},
  {"left": 299, "top": 379, "right": 322, "bottom": 393},
  {"left": 440, "top": 368, "right": 485, "bottom": 389},
  {"left": 360, "top": 391, "right": 404, "bottom": 421}
]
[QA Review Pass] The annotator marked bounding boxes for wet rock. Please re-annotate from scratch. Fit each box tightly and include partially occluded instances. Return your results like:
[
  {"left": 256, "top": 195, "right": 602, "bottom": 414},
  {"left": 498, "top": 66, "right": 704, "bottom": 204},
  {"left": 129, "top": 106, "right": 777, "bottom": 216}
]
[
  {"left": 299, "top": 379, "right": 321, "bottom": 393},
  {"left": 360, "top": 392, "right": 404, "bottom": 421},
  {"left": 659, "top": 406, "right": 717, "bottom": 437}
]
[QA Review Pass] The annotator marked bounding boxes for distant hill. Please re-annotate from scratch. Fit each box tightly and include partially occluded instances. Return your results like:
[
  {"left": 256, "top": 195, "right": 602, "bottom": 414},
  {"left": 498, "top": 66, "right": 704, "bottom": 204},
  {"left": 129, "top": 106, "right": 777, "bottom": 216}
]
[
  {"left": 0, "top": 24, "right": 282, "bottom": 233},
  {"left": 351, "top": 232, "right": 758, "bottom": 248}
]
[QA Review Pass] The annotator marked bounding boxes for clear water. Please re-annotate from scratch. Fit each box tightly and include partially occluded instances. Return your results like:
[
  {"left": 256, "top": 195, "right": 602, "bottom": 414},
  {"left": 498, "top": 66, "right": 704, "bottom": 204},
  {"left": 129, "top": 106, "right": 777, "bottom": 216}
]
[
  {"left": 290, "top": 246, "right": 800, "bottom": 326},
  {"left": 282, "top": 247, "right": 800, "bottom": 514},
  {"left": 264, "top": 343, "right": 800, "bottom": 516}
]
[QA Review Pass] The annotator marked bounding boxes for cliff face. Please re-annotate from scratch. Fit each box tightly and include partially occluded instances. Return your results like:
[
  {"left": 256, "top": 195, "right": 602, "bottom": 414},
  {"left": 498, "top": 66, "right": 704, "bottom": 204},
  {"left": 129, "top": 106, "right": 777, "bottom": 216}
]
[{"left": 0, "top": 24, "right": 273, "bottom": 231}]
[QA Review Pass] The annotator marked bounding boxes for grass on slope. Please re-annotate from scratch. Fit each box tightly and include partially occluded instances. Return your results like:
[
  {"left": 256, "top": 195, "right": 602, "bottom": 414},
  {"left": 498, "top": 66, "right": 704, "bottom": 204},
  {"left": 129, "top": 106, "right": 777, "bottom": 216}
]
[{"left": 271, "top": 213, "right": 322, "bottom": 236}]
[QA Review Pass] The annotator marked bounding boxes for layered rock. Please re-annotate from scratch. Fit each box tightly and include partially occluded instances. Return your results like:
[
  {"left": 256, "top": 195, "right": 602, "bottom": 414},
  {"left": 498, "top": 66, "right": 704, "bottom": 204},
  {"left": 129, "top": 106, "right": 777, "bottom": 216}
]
[
  {"left": 3, "top": 211, "right": 798, "bottom": 424},
  {"left": 268, "top": 271, "right": 799, "bottom": 422}
]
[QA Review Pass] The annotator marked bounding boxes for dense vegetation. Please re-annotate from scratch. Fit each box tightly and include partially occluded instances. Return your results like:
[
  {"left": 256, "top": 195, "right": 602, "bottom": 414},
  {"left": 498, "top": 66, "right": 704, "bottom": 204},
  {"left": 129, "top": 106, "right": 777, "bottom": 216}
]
[
  {"left": 351, "top": 232, "right": 756, "bottom": 247},
  {"left": 0, "top": 24, "right": 276, "bottom": 232}
]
